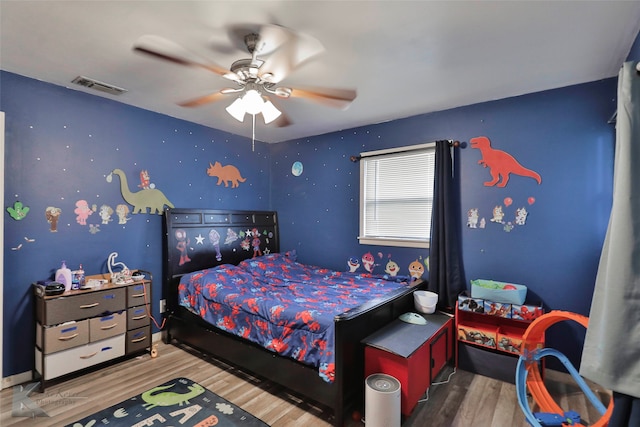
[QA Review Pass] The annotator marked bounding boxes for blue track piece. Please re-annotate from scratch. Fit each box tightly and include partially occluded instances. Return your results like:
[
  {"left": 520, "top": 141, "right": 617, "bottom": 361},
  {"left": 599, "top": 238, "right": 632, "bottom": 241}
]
[
  {"left": 533, "top": 411, "right": 582, "bottom": 426},
  {"left": 564, "top": 410, "right": 581, "bottom": 424},
  {"left": 534, "top": 412, "right": 565, "bottom": 426},
  {"left": 516, "top": 347, "right": 604, "bottom": 427}
]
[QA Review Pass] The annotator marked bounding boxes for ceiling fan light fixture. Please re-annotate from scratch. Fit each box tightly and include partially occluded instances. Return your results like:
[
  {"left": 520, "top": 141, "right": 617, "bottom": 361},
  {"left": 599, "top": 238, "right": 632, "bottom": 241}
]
[
  {"left": 133, "top": 27, "right": 357, "bottom": 133},
  {"left": 225, "top": 97, "right": 246, "bottom": 122},
  {"left": 261, "top": 99, "right": 282, "bottom": 124},
  {"left": 242, "top": 89, "right": 265, "bottom": 115}
]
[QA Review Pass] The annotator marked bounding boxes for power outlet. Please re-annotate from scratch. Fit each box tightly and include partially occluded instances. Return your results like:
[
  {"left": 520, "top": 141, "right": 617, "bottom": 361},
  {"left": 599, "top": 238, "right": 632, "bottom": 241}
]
[{"left": 159, "top": 299, "right": 166, "bottom": 313}]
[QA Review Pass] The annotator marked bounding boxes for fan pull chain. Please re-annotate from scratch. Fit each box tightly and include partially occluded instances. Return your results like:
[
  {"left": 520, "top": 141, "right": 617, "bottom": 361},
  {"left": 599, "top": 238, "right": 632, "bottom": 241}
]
[{"left": 252, "top": 113, "right": 256, "bottom": 152}]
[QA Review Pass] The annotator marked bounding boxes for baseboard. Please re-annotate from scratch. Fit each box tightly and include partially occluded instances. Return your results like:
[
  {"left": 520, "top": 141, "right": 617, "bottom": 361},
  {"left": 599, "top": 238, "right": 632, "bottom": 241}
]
[
  {"left": 1, "top": 370, "right": 33, "bottom": 390},
  {"left": 2, "top": 333, "right": 164, "bottom": 390}
]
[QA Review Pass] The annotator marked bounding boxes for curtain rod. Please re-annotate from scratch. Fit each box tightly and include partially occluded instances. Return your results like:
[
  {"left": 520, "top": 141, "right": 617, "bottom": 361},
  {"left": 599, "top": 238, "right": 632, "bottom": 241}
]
[{"left": 349, "top": 139, "right": 464, "bottom": 162}]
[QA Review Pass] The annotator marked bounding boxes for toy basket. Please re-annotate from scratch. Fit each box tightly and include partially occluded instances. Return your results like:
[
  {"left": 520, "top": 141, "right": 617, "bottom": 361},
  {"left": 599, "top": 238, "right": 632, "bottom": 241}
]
[{"left": 470, "top": 279, "right": 527, "bottom": 305}]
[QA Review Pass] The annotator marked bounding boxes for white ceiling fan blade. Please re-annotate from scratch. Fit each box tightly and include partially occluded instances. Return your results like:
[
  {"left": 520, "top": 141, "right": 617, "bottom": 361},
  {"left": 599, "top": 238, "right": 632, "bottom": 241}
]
[
  {"left": 227, "top": 23, "right": 293, "bottom": 56},
  {"left": 271, "top": 111, "right": 292, "bottom": 127},
  {"left": 259, "top": 29, "right": 325, "bottom": 83},
  {"left": 259, "top": 96, "right": 291, "bottom": 127},
  {"left": 288, "top": 31, "right": 325, "bottom": 65}
]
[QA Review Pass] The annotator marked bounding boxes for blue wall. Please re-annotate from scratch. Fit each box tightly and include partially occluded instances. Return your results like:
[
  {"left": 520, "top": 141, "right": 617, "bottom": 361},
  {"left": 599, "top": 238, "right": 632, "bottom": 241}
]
[
  {"left": 271, "top": 79, "right": 616, "bottom": 368},
  {"left": 1, "top": 71, "right": 271, "bottom": 376},
  {"left": 1, "top": 68, "right": 617, "bottom": 377}
]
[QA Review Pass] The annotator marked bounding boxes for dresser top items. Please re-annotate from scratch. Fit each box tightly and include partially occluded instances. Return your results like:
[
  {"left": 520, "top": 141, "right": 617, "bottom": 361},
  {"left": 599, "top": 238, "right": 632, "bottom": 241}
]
[{"left": 34, "top": 271, "right": 149, "bottom": 300}]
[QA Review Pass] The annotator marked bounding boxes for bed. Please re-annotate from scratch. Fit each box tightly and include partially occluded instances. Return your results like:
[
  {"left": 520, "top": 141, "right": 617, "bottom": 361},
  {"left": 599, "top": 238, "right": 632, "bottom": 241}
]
[{"left": 162, "top": 208, "right": 426, "bottom": 426}]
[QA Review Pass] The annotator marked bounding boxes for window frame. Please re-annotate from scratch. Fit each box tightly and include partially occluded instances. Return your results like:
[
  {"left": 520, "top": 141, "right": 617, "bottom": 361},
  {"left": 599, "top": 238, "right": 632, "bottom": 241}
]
[{"left": 358, "top": 142, "right": 435, "bottom": 248}]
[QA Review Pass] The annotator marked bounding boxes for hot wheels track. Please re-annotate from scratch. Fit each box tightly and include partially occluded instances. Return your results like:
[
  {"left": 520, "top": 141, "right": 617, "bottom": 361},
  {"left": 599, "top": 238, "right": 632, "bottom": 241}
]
[{"left": 515, "top": 311, "right": 613, "bottom": 427}]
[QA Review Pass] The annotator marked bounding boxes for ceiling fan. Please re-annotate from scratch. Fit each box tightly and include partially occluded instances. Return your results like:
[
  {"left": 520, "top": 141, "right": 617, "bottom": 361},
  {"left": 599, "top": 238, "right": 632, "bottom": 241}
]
[{"left": 133, "top": 24, "right": 357, "bottom": 127}]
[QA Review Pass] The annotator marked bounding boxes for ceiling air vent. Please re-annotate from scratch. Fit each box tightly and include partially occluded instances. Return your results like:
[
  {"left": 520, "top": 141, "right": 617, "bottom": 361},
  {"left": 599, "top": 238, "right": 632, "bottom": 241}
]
[{"left": 71, "top": 76, "right": 127, "bottom": 96}]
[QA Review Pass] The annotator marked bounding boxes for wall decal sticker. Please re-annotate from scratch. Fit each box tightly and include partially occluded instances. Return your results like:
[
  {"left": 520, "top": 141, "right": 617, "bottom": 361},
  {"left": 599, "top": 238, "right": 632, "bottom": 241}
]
[
  {"left": 515, "top": 207, "right": 528, "bottom": 225},
  {"left": 345, "top": 253, "right": 429, "bottom": 278},
  {"left": 138, "top": 170, "right": 152, "bottom": 189},
  {"left": 115, "top": 204, "right": 131, "bottom": 224},
  {"left": 361, "top": 252, "right": 377, "bottom": 273},
  {"left": 206, "top": 161, "right": 247, "bottom": 188},
  {"left": 408, "top": 259, "right": 425, "bottom": 280},
  {"left": 7, "top": 201, "right": 30, "bottom": 220},
  {"left": 490, "top": 205, "right": 506, "bottom": 224},
  {"left": 98, "top": 204, "right": 114, "bottom": 224},
  {"left": 175, "top": 228, "right": 191, "bottom": 266},
  {"left": 209, "top": 229, "right": 222, "bottom": 261},
  {"left": 10, "top": 236, "right": 36, "bottom": 251},
  {"left": 45, "top": 206, "right": 62, "bottom": 232},
  {"left": 89, "top": 224, "right": 101, "bottom": 234},
  {"left": 240, "top": 237, "right": 251, "bottom": 251},
  {"left": 467, "top": 208, "right": 480, "bottom": 228},
  {"left": 224, "top": 228, "right": 239, "bottom": 244},
  {"left": 504, "top": 197, "right": 512, "bottom": 207},
  {"left": 74, "top": 200, "right": 93, "bottom": 225},
  {"left": 470, "top": 136, "right": 542, "bottom": 187},
  {"left": 250, "top": 228, "right": 262, "bottom": 257},
  {"left": 467, "top": 199, "right": 531, "bottom": 232},
  {"left": 384, "top": 259, "right": 400, "bottom": 277},
  {"left": 347, "top": 256, "right": 360, "bottom": 272},
  {"left": 528, "top": 196, "right": 536, "bottom": 205},
  {"left": 107, "top": 169, "right": 174, "bottom": 214},
  {"left": 292, "top": 161, "right": 304, "bottom": 177}
]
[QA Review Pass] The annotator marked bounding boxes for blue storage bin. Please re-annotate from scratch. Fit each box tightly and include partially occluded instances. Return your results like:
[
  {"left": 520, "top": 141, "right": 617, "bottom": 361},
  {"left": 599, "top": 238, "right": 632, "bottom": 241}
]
[{"left": 470, "top": 279, "right": 527, "bottom": 305}]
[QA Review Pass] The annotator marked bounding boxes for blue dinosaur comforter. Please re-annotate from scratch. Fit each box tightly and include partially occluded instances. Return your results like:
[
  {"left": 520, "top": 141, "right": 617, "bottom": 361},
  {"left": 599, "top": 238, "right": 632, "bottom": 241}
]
[{"left": 178, "top": 253, "right": 410, "bottom": 382}]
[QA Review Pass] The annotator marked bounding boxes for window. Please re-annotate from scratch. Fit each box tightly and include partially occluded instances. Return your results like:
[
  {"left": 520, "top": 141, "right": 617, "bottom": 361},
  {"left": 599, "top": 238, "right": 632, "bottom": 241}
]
[{"left": 359, "top": 143, "right": 435, "bottom": 248}]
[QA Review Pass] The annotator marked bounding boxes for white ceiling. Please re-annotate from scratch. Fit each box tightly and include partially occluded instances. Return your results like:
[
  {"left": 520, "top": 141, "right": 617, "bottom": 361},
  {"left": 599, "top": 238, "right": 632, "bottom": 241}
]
[{"left": 2, "top": 1, "right": 640, "bottom": 143}]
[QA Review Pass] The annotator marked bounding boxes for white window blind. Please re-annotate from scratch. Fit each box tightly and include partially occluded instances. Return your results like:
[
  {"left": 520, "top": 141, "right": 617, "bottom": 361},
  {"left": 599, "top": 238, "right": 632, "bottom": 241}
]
[{"left": 359, "top": 143, "right": 435, "bottom": 248}]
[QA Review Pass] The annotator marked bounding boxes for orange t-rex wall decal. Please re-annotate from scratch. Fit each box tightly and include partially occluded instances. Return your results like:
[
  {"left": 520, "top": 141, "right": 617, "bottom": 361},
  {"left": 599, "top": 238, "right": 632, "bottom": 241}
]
[{"left": 470, "top": 136, "right": 542, "bottom": 187}]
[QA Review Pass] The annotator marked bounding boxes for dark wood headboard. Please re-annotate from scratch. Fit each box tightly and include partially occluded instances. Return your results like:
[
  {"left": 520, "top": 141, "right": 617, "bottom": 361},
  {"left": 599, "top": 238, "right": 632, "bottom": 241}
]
[{"left": 162, "top": 208, "right": 279, "bottom": 313}]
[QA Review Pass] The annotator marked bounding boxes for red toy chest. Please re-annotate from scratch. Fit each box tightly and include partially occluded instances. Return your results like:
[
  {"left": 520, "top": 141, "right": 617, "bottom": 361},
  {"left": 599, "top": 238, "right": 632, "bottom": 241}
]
[{"left": 362, "top": 312, "right": 453, "bottom": 417}]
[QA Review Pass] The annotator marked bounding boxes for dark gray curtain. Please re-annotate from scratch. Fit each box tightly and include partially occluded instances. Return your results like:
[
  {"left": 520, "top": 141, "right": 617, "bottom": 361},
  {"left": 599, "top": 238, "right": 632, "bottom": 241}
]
[
  {"left": 580, "top": 61, "right": 640, "bottom": 423},
  {"left": 428, "top": 140, "right": 466, "bottom": 310}
]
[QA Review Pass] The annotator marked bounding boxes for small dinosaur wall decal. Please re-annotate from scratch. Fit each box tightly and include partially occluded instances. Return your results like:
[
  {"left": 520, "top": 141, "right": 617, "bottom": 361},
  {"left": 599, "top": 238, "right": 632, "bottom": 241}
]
[
  {"left": 206, "top": 161, "right": 246, "bottom": 188},
  {"left": 470, "top": 136, "right": 542, "bottom": 187}
]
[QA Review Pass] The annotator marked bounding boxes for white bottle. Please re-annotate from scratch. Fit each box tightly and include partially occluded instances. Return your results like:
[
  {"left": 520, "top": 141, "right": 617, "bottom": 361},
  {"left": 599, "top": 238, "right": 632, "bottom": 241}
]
[{"left": 56, "top": 261, "right": 73, "bottom": 292}]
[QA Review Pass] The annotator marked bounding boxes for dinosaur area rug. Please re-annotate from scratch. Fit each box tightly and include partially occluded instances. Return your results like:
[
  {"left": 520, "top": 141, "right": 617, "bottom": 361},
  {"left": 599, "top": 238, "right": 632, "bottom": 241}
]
[{"left": 66, "top": 377, "right": 269, "bottom": 427}]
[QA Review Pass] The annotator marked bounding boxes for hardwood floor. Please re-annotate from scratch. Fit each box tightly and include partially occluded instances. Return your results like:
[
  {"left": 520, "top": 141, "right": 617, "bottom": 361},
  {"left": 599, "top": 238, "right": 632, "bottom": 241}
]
[{"left": 0, "top": 341, "right": 611, "bottom": 427}]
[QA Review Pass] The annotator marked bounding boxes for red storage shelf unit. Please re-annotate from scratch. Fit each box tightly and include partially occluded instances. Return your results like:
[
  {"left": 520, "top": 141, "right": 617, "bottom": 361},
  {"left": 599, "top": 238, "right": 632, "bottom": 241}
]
[
  {"left": 362, "top": 313, "right": 453, "bottom": 417},
  {"left": 455, "top": 294, "right": 544, "bottom": 383}
]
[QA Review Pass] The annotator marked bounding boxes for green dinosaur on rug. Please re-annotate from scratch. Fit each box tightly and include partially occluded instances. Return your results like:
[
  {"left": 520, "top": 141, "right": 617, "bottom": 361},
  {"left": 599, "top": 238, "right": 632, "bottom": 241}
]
[
  {"left": 65, "top": 377, "right": 268, "bottom": 427},
  {"left": 142, "top": 381, "right": 205, "bottom": 409}
]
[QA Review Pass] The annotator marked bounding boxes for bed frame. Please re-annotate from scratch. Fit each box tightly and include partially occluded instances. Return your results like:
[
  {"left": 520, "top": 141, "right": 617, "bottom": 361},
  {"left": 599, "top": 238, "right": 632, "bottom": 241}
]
[{"left": 162, "top": 208, "right": 426, "bottom": 426}]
